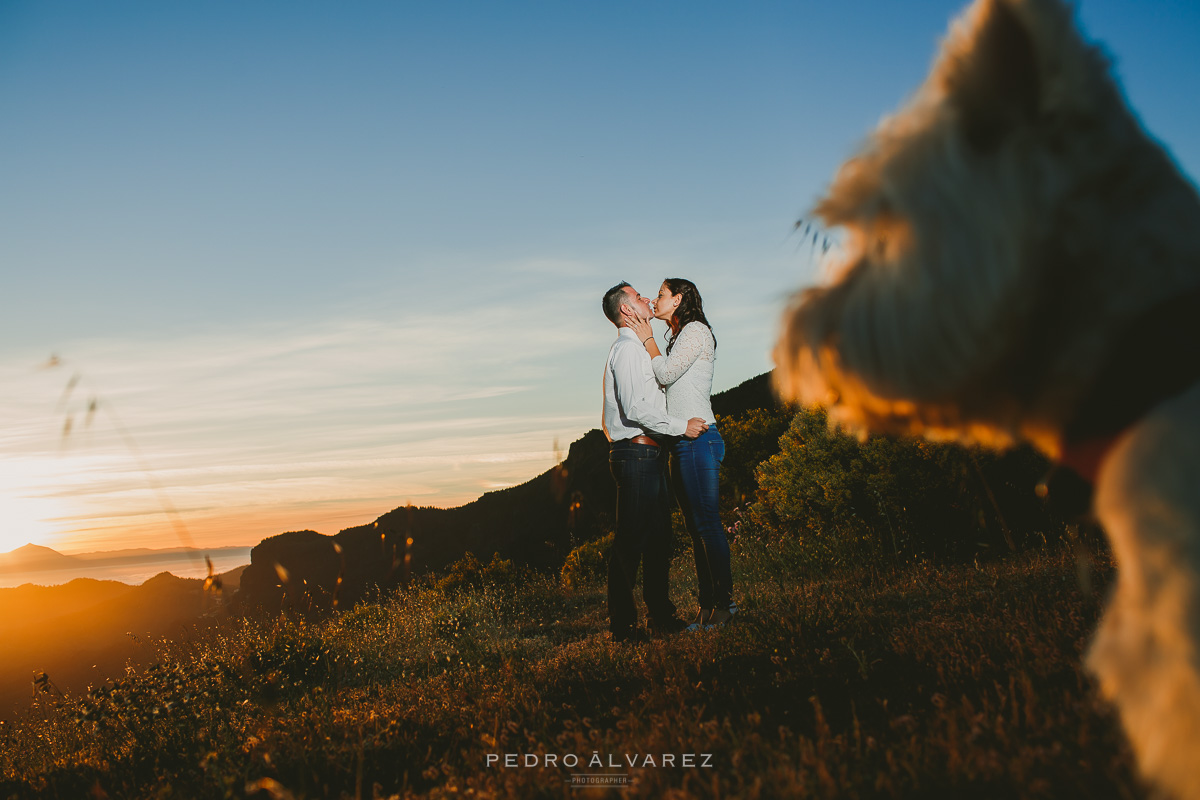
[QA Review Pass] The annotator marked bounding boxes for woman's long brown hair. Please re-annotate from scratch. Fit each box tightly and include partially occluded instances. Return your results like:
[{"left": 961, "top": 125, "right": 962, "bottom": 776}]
[{"left": 662, "top": 278, "right": 716, "bottom": 355}]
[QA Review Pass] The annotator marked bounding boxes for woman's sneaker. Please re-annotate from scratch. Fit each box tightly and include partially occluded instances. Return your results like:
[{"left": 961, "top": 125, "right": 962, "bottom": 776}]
[
  {"left": 704, "top": 602, "right": 739, "bottom": 629},
  {"left": 685, "top": 607, "right": 713, "bottom": 632}
]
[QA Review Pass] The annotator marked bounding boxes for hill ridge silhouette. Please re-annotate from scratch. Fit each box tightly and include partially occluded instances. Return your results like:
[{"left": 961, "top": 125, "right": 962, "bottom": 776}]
[{"left": 237, "top": 371, "right": 779, "bottom": 609}]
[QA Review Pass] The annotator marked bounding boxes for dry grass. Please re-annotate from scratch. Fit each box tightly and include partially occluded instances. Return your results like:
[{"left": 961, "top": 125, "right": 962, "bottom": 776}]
[{"left": 0, "top": 533, "right": 1142, "bottom": 799}]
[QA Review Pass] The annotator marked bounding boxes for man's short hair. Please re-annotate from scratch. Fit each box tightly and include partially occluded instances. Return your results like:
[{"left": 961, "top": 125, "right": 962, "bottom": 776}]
[
  {"left": 604, "top": 281, "right": 633, "bottom": 326},
  {"left": 603, "top": 282, "right": 632, "bottom": 325}
]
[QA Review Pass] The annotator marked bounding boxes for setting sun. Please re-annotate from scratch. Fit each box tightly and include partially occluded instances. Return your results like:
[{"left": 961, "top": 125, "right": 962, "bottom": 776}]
[
  {"left": 0, "top": 460, "right": 78, "bottom": 552},
  {"left": 0, "top": 491, "right": 64, "bottom": 552}
]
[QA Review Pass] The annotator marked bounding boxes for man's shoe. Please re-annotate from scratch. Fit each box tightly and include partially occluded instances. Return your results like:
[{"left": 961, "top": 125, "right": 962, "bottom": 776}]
[
  {"left": 649, "top": 615, "right": 688, "bottom": 637},
  {"left": 610, "top": 627, "right": 649, "bottom": 643}
]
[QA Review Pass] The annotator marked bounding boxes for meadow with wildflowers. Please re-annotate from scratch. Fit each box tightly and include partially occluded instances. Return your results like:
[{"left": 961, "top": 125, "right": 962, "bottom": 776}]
[{"left": 0, "top": 533, "right": 1139, "bottom": 797}]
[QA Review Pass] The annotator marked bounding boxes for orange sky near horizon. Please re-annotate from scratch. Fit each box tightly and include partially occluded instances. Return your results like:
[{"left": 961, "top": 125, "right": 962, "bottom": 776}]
[
  {"left": 1, "top": 434, "right": 576, "bottom": 556},
  {"left": 0, "top": 312, "right": 609, "bottom": 556},
  {"left": 47, "top": 498, "right": 430, "bottom": 556}
]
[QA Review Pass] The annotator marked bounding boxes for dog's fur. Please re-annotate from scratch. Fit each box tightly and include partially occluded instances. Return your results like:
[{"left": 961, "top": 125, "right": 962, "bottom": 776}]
[{"left": 773, "top": 0, "right": 1200, "bottom": 796}]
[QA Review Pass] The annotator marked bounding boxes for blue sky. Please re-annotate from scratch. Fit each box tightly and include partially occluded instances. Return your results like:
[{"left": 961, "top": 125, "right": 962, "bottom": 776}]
[{"left": 2, "top": 0, "right": 1198, "bottom": 553}]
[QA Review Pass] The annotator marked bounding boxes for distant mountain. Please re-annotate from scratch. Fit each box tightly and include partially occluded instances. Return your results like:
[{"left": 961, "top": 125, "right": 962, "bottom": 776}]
[
  {"left": 238, "top": 371, "right": 782, "bottom": 610},
  {"left": 72, "top": 547, "right": 187, "bottom": 559},
  {"left": 0, "top": 545, "right": 252, "bottom": 592},
  {"left": 71, "top": 545, "right": 252, "bottom": 563},
  {"left": 0, "top": 544, "right": 83, "bottom": 575}
]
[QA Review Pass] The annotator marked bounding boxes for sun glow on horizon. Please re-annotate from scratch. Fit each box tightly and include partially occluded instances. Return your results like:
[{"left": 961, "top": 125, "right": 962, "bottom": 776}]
[
  {"left": 0, "top": 491, "right": 67, "bottom": 552},
  {"left": 0, "top": 455, "right": 89, "bottom": 551}
]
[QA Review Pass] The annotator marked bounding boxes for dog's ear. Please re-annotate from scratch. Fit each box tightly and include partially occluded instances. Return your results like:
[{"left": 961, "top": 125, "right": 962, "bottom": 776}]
[{"left": 942, "top": 0, "right": 1041, "bottom": 152}]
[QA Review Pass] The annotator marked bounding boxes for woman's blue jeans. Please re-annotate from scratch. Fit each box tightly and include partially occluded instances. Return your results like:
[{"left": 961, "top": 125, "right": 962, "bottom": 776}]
[{"left": 671, "top": 425, "right": 731, "bottom": 610}]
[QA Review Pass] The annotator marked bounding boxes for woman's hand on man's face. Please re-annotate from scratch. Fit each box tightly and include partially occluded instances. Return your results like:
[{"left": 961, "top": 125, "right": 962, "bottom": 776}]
[{"left": 622, "top": 309, "right": 653, "bottom": 344}]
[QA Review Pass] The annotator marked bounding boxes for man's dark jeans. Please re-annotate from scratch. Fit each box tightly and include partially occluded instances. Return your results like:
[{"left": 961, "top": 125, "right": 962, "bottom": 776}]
[{"left": 608, "top": 439, "right": 677, "bottom": 636}]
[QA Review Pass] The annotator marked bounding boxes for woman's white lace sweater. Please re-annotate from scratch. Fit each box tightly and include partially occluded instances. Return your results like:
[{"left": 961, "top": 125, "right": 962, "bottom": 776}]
[{"left": 651, "top": 321, "right": 716, "bottom": 424}]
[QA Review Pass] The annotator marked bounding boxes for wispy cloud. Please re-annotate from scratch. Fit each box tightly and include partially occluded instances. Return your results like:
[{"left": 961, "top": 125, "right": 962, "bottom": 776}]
[{"left": 0, "top": 303, "right": 600, "bottom": 552}]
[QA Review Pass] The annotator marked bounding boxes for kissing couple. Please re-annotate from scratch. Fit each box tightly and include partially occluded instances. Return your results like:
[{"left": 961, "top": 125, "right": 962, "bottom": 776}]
[{"left": 600, "top": 279, "right": 736, "bottom": 643}]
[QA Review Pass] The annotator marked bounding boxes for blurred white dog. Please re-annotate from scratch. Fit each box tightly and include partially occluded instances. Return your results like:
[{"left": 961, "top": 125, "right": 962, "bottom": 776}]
[{"left": 773, "top": 0, "right": 1200, "bottom": 797}]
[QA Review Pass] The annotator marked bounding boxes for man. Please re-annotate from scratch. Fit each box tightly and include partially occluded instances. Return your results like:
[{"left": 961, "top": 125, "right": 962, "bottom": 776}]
[{"left": 601, "top": 282, "right": 708, "bottom": 642}]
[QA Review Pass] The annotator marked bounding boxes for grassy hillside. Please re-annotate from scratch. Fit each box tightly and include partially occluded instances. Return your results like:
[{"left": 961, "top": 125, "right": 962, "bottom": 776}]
[{"left": 0, "top": 532, "right": 1141, "bottom": 798}]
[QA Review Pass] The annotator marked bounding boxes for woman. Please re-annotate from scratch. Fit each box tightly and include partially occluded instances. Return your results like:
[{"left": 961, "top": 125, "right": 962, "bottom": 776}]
[{"left": 623, "top": 278, "right": 735, "bottom": 629}]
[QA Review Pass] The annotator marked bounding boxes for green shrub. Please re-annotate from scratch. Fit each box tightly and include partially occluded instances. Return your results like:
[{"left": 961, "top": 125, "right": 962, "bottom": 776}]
[
  {"left": 435, "top": 552, "right": 527, "bottom": 594},
  {"left": 749, "top": 407, "right": 1062, "bottom": 564},
  {"left": 243, "top": 619, "right": 331, "bottom": 699},
  {"left": 560, "top": 532, "right": 613, "bottom": 591},
  {"left": 716, "top": 406, "right": 794, "bottom": 508}
]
